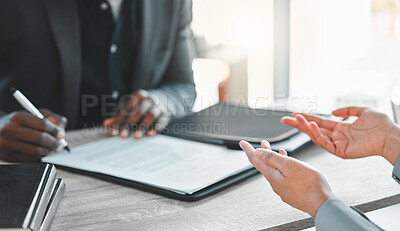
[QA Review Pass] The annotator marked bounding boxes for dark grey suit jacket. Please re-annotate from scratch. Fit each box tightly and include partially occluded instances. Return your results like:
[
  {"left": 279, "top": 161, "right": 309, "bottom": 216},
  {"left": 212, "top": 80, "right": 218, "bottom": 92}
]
[{"left": 0, "top": 0, "right": 196, "bottom": 129}]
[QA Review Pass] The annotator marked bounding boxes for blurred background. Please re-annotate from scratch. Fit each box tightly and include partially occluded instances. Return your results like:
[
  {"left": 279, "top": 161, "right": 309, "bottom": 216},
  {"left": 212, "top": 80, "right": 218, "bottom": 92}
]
[{"left": 190, "top": 0, "right": 400, "bottom": 118}]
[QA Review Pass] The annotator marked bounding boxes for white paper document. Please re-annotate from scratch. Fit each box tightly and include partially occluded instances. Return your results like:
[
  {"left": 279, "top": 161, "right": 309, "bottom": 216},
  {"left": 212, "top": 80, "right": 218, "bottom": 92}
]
[{"left": 42, "top": 135, "right": 253, "bottom": 195}]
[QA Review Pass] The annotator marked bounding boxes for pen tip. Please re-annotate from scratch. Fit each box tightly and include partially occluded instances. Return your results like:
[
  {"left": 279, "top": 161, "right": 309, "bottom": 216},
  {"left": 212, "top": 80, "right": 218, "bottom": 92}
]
[
  {"left": 10, "top": 87, "right": 17, "bottom": 94},
  {"left": 65, "top": 146, "right": 71, "bottom": 152}
]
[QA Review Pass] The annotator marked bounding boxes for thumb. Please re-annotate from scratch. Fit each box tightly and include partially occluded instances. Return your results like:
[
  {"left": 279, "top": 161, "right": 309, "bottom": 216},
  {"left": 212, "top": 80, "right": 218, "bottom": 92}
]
[
  {"left": 255, "top": 149, "right": 287, "bottom": 172},
  {"left": 332, "top": 107, "right": 367, "bottom": 118}
]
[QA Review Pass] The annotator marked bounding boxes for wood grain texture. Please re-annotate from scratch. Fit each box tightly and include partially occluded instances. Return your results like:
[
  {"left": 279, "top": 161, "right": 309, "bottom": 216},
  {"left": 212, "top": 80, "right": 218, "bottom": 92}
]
[{"left": 4, "top": 129, "right": 399, "bottom": 230}]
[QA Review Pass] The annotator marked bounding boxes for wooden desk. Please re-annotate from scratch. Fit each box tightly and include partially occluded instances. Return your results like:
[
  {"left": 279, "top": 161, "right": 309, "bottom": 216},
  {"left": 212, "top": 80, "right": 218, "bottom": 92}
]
[{"left": 6, "top": 129, "right": 400, "bottom": 230}]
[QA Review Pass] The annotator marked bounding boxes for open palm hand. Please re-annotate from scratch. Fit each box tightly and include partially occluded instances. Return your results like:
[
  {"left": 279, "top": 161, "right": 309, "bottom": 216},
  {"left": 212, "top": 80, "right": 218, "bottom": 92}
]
[{"left": 281, "top": 107, "right": 396, "bottom": 159}]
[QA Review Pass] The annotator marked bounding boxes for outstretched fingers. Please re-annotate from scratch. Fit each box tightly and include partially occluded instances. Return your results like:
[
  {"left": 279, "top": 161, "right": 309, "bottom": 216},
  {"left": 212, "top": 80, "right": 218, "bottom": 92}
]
[
  {"left": 332, "top": 107, "right": 367, "bottom": 118},
  {"left": 239, "top": 141, "right": 284, "bottom": 181},
  {"left": 282, "top": 113, "right": 338, "bottom": 154},
  {"left": 292, "top": 113, "right": 337, "bottom": 131},
  {"left": 309, "top": 121, "right": 336, "bottom": 153},
  {"left": 294, "top": 114, "right": 316, "bottom": 140},
  {"left": 240, "top": 140, "right": 268, "bottom": 173},
  {"left": 281, "top": 116, "right": 298, "bottom": 128}
]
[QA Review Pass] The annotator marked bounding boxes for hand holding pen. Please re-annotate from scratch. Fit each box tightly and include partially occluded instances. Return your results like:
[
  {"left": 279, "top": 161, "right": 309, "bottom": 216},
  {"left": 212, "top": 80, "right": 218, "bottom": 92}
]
[{"left": 0, "top": 88, "right": 70, "bottom": 162}]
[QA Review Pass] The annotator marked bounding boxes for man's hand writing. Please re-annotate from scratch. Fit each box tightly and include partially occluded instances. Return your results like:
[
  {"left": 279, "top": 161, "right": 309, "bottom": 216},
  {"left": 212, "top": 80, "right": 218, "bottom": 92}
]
[{"left": 0, "top": 109, "right": 67, "bottom": 162}]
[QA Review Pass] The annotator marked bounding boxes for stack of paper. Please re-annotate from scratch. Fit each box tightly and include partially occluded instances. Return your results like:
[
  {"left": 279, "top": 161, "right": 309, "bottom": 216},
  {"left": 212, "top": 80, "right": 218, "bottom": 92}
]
[{"left": 43, "top": 135, "right": 253, "bottom": 195}]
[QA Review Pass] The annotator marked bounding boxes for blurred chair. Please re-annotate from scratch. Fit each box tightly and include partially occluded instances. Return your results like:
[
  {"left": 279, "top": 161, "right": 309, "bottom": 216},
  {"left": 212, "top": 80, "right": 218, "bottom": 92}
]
[{"left": 191, "top": 59, "right": 230, "bottom": 112}]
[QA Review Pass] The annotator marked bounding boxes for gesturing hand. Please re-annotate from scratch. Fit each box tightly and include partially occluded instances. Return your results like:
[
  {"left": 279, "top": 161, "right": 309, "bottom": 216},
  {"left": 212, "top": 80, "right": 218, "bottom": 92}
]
[
  {"left": 103, "top": 90, "right": 170, "bottom": 139},
  {"left": 0, "top": 109, "right": 67, "bottom": 162},
  {"left": 281, "top": 107, "right": 400, "bottom": 164},
  {"left": 239, "top": 140, "right": 335, "bottom": 218}
]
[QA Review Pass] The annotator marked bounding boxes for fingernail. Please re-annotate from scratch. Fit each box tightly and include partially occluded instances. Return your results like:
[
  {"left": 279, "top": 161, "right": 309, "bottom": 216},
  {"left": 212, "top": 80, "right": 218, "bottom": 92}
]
[
  {"left": 239, "top": 141, "right": 244, "bottom": 149},
  {"left": 297, "top": 114, "right": 306, "bottom": 119},
  {"left": 134, "top": 130, "right": 144, "bottom": 138},
  {"left": 279, "top": 148, "right": 288, "bottom": 156},
  {"left": 148, "top": 130, "right": 156, "bottom": 136},
  {"left": 47, "top": 116, "right": 58, "bottom": 125},
  {"left": 121, "top": 129, "right": 129, "bottom": 137},
  {"left": 60, "top": 117, "right": 68, "bottom": 128},
  {"left": 57, "top": 129, "right": 65, "bottom": 139},
  {"left": 239, "top": 141, "right": 250, "bottom": 152},
  {"left": 111, "top": 129, "right": 119, "bottom": 136},
  {"left": 55, "top": 143, "right": 64, "bottom": 152}
]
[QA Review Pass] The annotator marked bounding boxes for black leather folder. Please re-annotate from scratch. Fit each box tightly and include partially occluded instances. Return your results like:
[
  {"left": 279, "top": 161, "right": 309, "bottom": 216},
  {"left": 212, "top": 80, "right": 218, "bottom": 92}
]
[
  {"left": 56, "top": 165, "right": 258, "bottom": 202},
  {"left": 164, "top": 102, "right": 300, "bottom": 149}
]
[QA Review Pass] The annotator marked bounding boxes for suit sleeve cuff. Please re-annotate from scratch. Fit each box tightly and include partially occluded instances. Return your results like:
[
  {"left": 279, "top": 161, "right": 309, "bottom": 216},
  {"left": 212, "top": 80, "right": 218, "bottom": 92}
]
[
  {"left": 315, "top": 199, "right": 383, "bottom": 231},
  {"left": 393, "top": 156, "right": 400, "bottom": 184}
]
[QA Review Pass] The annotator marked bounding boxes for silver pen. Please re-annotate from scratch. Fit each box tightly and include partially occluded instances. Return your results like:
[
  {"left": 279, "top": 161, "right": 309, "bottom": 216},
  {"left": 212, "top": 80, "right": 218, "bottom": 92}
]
[{"left": 10, "top": 87, "right": 70, "bottom": 152}]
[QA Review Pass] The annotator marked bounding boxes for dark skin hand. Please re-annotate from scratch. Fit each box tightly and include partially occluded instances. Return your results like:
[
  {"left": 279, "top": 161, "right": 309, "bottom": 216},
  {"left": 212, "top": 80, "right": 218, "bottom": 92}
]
[
  {"left": 0, "top": 109, "right": 67, "bottom": 162},
  {"left": 103, "top": 90, "right": 170, "bottom": 139}
]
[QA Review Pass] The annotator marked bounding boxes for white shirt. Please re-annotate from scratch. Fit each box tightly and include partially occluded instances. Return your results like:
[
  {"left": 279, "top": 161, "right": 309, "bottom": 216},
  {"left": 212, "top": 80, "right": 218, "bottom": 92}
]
[{"left": 107, "top": 0, "right": 123, "bottom": 22}]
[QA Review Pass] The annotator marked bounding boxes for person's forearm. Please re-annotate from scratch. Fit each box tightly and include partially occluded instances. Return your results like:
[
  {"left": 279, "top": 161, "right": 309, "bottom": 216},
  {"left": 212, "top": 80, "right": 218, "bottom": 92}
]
[{"left": 383, "top": 124, "right": 400, "bottom": 165}]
